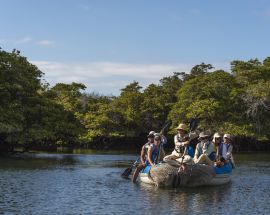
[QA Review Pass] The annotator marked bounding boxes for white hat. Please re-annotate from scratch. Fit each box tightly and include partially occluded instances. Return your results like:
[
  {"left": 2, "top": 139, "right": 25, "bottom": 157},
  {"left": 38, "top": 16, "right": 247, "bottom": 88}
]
[
  {"left": 154, "top": 133, "right": 161, "bottom": 140},
  {"left": 147, "top": 131, "right": 155, "bottom": 137},
  {"left": 213, "top": 132, "right": 221, "bottom": 138},
  {"left": 223, "top": 134, "right": 231, "bottom": 139}
]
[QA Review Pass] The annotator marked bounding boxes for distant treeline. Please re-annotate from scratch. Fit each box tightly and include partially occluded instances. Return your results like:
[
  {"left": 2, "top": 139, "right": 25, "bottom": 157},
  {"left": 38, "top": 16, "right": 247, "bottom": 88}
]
[{"left": 0, "top": 49, "right": 270, "bottom": 153}]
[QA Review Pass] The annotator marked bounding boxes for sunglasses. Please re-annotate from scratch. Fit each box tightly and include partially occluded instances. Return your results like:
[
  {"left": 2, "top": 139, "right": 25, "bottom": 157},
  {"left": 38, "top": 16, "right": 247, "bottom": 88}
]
[{"left": 154, "top": 138, "right": 161, "bottom": 141}]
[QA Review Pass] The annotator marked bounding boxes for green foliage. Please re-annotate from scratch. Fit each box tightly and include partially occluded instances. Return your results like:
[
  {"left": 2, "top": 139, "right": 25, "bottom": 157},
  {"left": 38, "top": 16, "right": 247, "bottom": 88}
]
[
  {"left": 0, "top": 50, "right": 83, "bottom": 147},
  {"left": 51, "top": 82, "right": 87, "bottom": 112},
  {"left": 0, "top": 49, "right": 42, "bottom": 143},
  {"left": 79, "top": 95, "right": 118, "bottom": 141},
  {"left": 140, "top": 73, "right": 182, "bottom": 132},
  {"left": 1, "top": 48, "right": 270, "bottom": 150},
  {"left": 180, "top": 63, "right": 213, "bottom": 81},
  {"left": 112, "top": 81, "right": 143, "bottom": 135},
  {"left": 169, "top": 70, "right": 239, "bottom": 130}
]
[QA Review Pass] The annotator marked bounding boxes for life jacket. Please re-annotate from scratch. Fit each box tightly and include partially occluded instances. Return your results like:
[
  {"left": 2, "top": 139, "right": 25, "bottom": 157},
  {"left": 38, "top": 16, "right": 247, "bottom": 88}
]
[
  {"left": 198, "top": 141, "right": 210, "bottom": 155},
  {"left": 218, "top": 142, "right": 231, "bottom": 157},
  {"left": 146, "top": 143, "right": 160, "bottom": 165},
  {"left": 198, "top": 141, "right": 216, "bottom": 161},
  {"left": 175, "top": 134, "right": 189, "bottom": 153},
  {"left": 218, "top": 142, "right": 235, "bottom": 168}
]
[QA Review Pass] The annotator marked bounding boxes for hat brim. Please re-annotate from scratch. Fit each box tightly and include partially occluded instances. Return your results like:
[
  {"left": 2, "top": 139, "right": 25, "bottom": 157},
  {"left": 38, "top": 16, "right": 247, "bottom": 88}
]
[
  {"left": 175, "top": 127, "right": 187, "bottom": 131},
  {"left": 198, "top": 135, "right": 209, "bottom": 140}
]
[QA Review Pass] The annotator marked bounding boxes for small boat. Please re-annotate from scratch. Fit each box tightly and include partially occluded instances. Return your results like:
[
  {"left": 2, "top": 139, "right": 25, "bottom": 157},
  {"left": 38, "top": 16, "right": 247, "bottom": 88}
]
[{"left": 138, "top": 163, "right": 232, "bottom": 187}]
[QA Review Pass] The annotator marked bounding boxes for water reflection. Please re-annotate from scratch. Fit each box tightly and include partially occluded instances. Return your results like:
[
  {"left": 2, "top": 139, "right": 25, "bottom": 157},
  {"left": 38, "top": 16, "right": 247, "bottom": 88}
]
[{"left": 138, "top": 182, "right": 233, "bottom": 215}]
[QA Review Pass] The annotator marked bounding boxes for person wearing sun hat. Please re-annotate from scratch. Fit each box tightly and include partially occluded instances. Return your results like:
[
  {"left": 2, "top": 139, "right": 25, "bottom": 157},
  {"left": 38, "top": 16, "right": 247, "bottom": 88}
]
[
  {"left": 146, "top": 133, "right": 164, "bottom": 167},
  {"left": 194, "top": 131, "right": 216, "bottom": 166},
  {"left": 217, "top": 133, "right": 235, "bottom": 168},
  {"left": 211, "top": 132, "right": 224, "bottom": 166},
  {"left": 212, "top": 132, "right": 222, "bottom": 152},
  {"left": 163, "top": 123, "right": 190, "bottom": 163},
  {"left": 132, "top": 130, "right": 155, "bottom": 182}
]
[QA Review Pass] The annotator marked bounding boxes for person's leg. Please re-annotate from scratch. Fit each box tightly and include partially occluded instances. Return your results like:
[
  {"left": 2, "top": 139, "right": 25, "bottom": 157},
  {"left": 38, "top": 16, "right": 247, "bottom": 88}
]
[
  {"left": 163, "top": 153, "right": 178, "bottom": 162},
  {"left": 195, "top": 154, "right": 213, "bottom": 166},
  {"left": 176, "top": 155, "right": 193, "bottom": 165},
  {"left": 163, "top": 154, "right": 181, "bottom": 167},
  {"left": 132, "top": 164, "right": 145, "bottom": 183}
]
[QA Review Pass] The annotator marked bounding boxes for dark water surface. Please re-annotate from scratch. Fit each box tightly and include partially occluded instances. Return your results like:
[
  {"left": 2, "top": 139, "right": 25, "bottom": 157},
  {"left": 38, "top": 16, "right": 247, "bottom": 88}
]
[{"left": 0, "top": 152, "right": 269, "bottom": 215}]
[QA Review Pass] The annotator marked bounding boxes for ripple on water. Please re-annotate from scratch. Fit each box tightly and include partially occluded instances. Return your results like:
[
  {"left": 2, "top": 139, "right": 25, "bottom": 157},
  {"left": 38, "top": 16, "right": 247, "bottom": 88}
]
[{"left": 0, "top": 153, "right": 270, "bottom": 215}]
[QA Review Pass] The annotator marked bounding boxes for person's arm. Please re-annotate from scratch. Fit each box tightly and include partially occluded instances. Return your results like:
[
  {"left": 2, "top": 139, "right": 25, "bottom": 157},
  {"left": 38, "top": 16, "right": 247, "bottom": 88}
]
[
  {"left": 147, "top": 145, "right": 155, "bottom": 167},
  {"left": 161, "top": 135, "right": 167, "bottom": 145},
  {"left": 194, "top": 144, "right": 200, "bottom": 161},
  {"left": 159, "top": 148, "right": 165, "bottom": 162},
  {"left": 174, "top": 135, "right": 189, "bottom": 147},
  {"left": 226, "top": 144, "right": 233, "bottom": 160},
  {"left": 140, "top": 145, "right": 146, "bottom": 164},
  {"left": 215, "top": 145, "right": 220, "bottom": 161}
]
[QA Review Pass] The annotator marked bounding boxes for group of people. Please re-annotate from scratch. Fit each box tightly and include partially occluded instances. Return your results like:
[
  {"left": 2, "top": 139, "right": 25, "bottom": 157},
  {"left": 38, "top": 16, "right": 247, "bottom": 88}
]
[{"left": 132, "top": 123, "right": 235, "bottom": 183}]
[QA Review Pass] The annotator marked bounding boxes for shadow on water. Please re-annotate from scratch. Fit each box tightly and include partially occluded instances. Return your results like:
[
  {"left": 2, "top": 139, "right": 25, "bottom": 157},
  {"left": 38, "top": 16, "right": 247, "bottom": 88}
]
[
  {"left": 0, "top": 154, "right": 80, "bottom": 170},
  {"left": 0, "top": 152, "right": 138, "bottom": 170}
]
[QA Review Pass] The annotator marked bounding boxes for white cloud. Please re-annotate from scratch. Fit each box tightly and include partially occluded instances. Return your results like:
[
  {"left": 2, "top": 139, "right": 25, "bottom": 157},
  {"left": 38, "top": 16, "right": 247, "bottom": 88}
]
[
  {"left": 36, "top": 40, "right": 55, "bottom": 46},
  {"left": 32, "top": 61, "right": 230, "bottom": 95},
  {"left": 15, "top": 37, "right": 33, "bottom": 44},
  {"left": 0, "top": 37, "right": 55, "bottom": 47}
]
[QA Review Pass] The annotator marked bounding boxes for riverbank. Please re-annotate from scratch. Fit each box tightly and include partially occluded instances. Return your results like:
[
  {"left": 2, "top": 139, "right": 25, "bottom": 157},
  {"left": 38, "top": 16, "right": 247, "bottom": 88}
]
[{"left": 1, "top": 135, "right": 270, "bottom": 155}]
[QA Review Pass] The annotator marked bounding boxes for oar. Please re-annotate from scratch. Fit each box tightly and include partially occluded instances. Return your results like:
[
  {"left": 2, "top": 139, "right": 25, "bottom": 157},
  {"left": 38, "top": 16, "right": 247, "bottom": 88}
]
[
  {"left": 160, "top": 120, "right": 172, "bottom": 135},
  {"left": 189, "top": 118, "right": 198, "bottom": 135},
  {"left": 121, "top": 158, "right": 140, "bottom": 178},
  {"left": 155, "top": 120, "right": 172, "bottom": 163},
  {"left": 121, "top": 120, "right": 172, "bottom": 178}
]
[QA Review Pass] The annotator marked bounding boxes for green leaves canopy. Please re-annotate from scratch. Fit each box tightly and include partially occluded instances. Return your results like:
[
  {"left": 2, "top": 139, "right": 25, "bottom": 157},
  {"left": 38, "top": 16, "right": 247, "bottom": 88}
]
[{"left": 1, "top": 48, "right": 270, "bottom": 150}]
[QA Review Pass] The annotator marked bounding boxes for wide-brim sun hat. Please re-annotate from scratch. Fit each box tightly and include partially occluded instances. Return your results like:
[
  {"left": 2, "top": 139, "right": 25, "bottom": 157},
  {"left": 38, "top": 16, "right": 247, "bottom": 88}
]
[{"left": 175, "top": 123, "right": 188, "bottom": 131}]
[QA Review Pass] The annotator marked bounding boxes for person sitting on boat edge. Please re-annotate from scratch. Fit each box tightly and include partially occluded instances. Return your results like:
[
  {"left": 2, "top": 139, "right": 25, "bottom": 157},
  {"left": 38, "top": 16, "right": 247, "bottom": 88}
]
[
  {"left": 211, "top": 132, "right": 223, "bottom": 166},
  {"left": 147, "top": 133, "right": 163, "bottom": 167},
  {"left": 212, "top": 132, "right": 222, "bottom": 152},
  {"left": 132, "top": 131, "right": 155, "bottom": 182},
  {"left": 194, "top": 131, "right": 216, "bottom": 166},
  {"left": 163, "top": 123, "right": 190, "bottom": 163},
  {"left": 217, "top": 134, "right": 235, "bottom": 168}
]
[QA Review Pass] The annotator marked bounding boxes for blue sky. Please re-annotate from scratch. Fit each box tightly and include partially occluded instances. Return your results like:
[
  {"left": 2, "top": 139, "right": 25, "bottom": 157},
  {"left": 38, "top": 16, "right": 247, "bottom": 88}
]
[{"left": 1, "top": 0, "right": 270, "bottom": 95}]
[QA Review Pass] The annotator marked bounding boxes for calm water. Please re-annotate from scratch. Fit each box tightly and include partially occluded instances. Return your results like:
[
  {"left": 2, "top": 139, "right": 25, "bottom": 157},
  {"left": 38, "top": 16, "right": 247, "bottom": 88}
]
[{"left": 0, "top": 152, "right": 270, "bottom": 215}]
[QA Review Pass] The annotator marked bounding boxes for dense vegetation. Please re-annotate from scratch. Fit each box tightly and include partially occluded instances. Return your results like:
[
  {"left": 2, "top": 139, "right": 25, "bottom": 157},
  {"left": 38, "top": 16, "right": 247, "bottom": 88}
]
[{"left": 0, "top": 49, "right": 270, "bottom": 152}]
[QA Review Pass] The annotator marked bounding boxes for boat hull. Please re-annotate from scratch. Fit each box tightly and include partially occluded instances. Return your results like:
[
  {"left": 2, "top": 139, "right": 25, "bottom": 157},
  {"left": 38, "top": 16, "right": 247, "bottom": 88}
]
[
  {"left": 139, "top": 172, "right": 155, "bottom": 185},
  {"left": 138, "top": 163, "right": 232, "bottom": 187}
]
